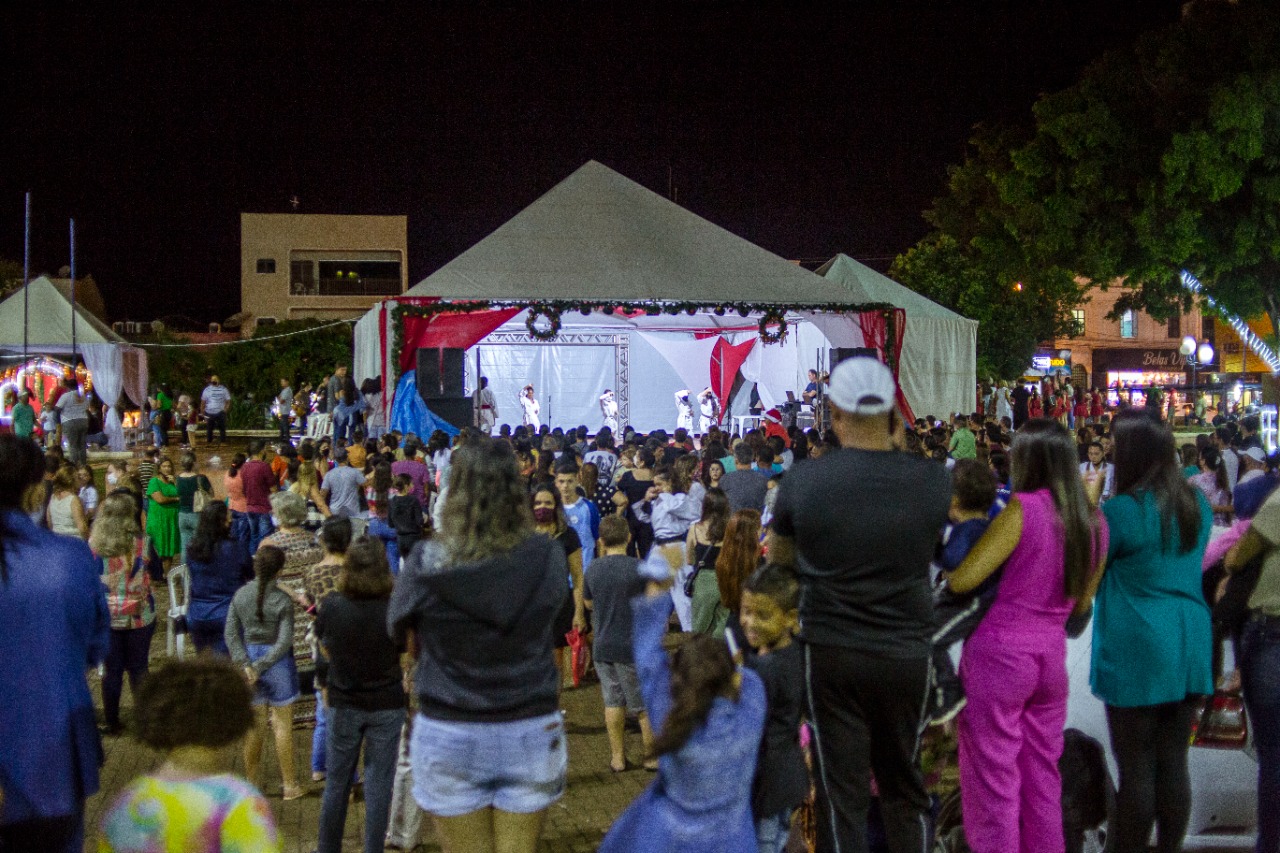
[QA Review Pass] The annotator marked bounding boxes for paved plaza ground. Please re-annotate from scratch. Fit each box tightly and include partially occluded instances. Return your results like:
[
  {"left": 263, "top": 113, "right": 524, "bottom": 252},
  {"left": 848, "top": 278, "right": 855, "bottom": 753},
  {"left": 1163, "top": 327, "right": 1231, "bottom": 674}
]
[{"left": 84, "top": 595, "right": 654, "bottom": 852}]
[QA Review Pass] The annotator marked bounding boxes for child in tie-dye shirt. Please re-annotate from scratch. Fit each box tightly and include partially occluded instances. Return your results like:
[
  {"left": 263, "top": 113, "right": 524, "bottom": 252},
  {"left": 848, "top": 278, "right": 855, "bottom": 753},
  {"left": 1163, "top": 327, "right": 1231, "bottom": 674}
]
[{"left": 98, "top": 658, "right": 280, "bottom": 853}]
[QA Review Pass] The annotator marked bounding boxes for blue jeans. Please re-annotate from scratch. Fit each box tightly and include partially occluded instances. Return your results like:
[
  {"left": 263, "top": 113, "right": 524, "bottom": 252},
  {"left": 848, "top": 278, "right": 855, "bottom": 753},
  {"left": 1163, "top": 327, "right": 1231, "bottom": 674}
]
[
  {"left": 317, "top": 705, "right": 404, "bottom": 853},
  {"left": 333, "top": 412, "right": 351, "bottom": 445},
  {"left": 755, "top": 808, "right": 794, "bottom": 853},
  {"left": 313, "top": 692, "right": 328, "bottom": 775},
  {"left": 178, "top": 511, "right": 199, "bottom": 563},
  {"left": 230, "top": 510, "right": 250, "bottom": 551},
  {"left": 1241, "top": 616, "right": 1280, "bottom": 853},
  {"left": 246, "top": 512, "right": 273, "bottom": 555}
]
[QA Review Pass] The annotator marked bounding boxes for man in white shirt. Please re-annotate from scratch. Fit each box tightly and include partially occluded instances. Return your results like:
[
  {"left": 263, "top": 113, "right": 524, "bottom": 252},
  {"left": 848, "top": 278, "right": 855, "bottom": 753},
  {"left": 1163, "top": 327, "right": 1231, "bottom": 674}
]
[
  {"left": 200, "top": 375, "right": 232, "bottom": 446},
  {"left": 56, "top": 380, "right": 91, "bottom": 465},
  {"left": 473, "top": 376, "right": 497, "bottom": 435},
  {"left": 275, "top": 378, "right": 294, "bottom": 442},
  {"left": 697, "top": 388, "right": 719, "bottom": 434}
]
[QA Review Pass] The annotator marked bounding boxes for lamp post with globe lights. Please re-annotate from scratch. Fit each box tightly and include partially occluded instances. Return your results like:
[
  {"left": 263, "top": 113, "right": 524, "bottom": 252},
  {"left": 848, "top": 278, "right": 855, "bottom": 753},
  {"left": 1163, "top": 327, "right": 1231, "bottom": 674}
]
[{"left": 1181, "top": 335, "right": 1215, "bottom": 404}]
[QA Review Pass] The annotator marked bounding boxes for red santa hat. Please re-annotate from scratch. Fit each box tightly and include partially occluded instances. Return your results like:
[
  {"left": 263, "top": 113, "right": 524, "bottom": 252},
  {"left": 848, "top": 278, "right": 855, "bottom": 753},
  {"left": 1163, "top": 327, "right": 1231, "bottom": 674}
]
[{"left": 763, "top": 408, "right": 783, "bottom": 424}]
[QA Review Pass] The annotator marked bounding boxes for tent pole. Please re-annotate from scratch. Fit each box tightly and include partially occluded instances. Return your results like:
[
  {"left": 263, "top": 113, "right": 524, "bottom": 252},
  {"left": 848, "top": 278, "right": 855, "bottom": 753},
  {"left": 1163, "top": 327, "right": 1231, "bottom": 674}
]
[
  {"left": 70, "top": 218, "right": 77, "bottom": 364},
  {"left": 22, "top": 192, "right": 30, "bottom": 359}
]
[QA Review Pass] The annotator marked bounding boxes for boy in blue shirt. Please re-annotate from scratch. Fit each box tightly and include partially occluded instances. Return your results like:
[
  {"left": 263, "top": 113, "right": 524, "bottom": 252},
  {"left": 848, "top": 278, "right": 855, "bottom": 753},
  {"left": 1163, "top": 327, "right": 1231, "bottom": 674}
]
[{"left": 928, "top": 458, "right": 998, "bottom": 725}]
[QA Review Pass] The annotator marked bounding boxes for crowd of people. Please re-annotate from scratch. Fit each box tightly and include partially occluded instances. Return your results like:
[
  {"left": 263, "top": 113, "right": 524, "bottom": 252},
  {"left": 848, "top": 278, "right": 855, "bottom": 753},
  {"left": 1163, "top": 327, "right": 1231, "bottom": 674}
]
[{"left": 1, "top": 356, "right": 1279, "bottom": 853}]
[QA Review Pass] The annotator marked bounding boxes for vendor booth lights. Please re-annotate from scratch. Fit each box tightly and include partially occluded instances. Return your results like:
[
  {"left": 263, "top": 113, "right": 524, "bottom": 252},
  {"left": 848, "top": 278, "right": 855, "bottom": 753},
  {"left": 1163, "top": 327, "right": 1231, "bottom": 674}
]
[{"left": 0, "top": 356, "right": 89, "bottom": 422}]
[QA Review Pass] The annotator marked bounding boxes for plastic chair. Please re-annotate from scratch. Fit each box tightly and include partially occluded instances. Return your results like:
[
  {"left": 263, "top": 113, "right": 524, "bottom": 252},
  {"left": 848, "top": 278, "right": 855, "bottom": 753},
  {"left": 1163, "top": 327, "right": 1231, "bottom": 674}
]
[{"left": 167, "top": 563, "right": 190, "bottom": 658}]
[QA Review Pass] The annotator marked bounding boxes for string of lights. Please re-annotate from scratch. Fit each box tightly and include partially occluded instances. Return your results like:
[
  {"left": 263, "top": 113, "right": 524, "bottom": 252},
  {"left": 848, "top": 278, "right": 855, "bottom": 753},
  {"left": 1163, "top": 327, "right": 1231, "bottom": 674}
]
[{"left": 1180, "top": 270, "right": 1280, "bottom": 372}]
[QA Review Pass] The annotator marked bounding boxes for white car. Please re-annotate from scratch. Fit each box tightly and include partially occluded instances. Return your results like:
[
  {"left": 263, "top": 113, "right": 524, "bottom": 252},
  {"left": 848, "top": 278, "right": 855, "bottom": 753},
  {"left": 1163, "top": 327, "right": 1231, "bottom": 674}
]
[{"left": 1060, "top": 620, "right": 1257, "bottom": 851}]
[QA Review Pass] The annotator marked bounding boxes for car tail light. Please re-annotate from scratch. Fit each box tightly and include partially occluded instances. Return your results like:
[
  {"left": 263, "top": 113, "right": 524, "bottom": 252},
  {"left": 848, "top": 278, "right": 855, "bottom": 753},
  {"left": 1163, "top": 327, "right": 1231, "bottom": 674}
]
[{"left": 1190, "top": 692, "right": 1248, "bottom": 749}]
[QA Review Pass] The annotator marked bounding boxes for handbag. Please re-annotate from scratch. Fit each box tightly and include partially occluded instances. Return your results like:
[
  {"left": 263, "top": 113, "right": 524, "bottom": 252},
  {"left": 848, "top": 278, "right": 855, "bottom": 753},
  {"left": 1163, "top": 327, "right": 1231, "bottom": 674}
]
[
  {"left": 192, "top": 478, "right": 213, "bottom": 514},
  {"left": 683, "top": 543, "right": 716, "bottom": 599}
]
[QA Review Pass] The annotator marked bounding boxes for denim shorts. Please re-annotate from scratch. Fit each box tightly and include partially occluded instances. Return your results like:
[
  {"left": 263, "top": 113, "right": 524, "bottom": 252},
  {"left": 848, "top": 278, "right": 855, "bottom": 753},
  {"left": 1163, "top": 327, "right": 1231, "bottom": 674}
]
[
  {"left": 596, "top": 661, "right": 643, "bottom": 711},
  {"left": 247, "top": 643, "right": 300, "bottom": 707},
  {"left": 410, "top": 711, "right": 567, "bottom": 816}
]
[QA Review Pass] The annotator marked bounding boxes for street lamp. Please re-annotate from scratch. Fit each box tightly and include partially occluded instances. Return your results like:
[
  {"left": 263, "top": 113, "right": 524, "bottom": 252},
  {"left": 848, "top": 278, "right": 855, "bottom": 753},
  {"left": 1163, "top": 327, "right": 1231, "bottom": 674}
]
[{"left": 1181, "top": 336, "right": 1215, "bottom": 417}]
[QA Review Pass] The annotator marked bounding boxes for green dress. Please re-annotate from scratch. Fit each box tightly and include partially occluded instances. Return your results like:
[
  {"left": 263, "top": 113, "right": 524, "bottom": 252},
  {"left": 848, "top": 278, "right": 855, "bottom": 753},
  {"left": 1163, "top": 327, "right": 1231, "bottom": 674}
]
[
  {"left": 145, "top": 477, "right": 181, "bottom": 558},
  {"left": 1091, "top": 490, "right": 1214, "bottom": 707}
]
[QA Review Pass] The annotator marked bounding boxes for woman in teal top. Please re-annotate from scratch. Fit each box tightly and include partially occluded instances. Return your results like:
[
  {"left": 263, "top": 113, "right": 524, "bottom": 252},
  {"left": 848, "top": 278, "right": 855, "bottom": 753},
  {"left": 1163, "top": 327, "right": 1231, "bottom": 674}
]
[{"left": 1091, "top": 409, "right": 1213, "bottom": 853}]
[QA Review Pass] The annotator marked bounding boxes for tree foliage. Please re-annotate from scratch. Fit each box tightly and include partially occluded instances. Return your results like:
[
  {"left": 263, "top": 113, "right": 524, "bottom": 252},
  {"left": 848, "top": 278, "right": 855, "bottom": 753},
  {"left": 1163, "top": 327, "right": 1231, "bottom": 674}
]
[{"left": 894, "top": 1, "right": 1280, "bottom": 376}]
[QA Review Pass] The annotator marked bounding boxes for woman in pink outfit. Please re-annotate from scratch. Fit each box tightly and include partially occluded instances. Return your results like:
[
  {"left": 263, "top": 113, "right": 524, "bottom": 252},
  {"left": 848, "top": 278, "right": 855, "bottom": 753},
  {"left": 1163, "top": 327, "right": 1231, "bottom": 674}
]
[{"left": 946, "top": 419, "right": 1109, "bottom": 853}]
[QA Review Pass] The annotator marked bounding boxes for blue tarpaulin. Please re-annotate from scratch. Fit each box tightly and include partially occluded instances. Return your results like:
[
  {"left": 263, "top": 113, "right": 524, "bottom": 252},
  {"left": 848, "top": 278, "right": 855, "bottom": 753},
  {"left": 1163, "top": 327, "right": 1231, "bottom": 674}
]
[{"left": 390, "top": 370, "right": 460, "bottom": 439}]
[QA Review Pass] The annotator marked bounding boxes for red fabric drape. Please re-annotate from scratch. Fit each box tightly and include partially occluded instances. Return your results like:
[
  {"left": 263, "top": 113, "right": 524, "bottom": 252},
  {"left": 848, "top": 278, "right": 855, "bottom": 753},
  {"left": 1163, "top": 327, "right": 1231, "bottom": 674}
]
[
  {"left": 856, "top": 309, "right": 915, "bottom": 423},
  {"left": 710, "top": 337, "right": 756, "bottom": 423},
  {"left": 398, "top": 308, "right": 523, "bottom": 372}
]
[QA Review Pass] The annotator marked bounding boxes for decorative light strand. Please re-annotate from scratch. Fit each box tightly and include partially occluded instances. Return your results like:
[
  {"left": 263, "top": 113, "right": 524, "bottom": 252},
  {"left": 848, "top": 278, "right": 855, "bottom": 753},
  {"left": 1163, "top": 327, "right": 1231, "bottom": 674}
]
[{"left": 1180, "top": 270, "right": 1280, "bottom": 372}]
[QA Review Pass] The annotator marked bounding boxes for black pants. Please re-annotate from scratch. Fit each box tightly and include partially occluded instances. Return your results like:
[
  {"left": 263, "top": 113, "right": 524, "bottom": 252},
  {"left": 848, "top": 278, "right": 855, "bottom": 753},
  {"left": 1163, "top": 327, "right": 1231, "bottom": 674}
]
[
  {"left": 205, "top": 411, "right": 227, "bottom": 443},
  {"left": 0, "top": 810, "right": 83, "bottom": 853},
  {"left": 279, "top": 413, "right": 292, "bottom": 441},
  {"left": 931, "top": 591, "right": 992, "bottom": 691},
  {"left": 1105, "top": 700, "right": 1197, "bottom": 853},
  {"left": 803, "top": 641, "right": 932, "bottom": 853},
  {"left": 103, "top": 623, "right": 154, "bottom": 727}
]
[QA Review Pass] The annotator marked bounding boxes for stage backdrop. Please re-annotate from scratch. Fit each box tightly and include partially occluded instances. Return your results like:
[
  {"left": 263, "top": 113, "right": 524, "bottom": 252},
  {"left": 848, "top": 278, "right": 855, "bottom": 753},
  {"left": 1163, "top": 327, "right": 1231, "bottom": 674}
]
[{"left": 466, "top": 343, "right": 617, "bottom": 432}]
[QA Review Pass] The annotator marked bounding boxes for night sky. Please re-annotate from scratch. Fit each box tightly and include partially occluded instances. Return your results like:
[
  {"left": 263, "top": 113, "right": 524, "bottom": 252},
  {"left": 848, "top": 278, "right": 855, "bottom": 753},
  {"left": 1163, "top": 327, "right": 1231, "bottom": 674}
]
[{"left": 1, "top": 2, "right": 1180, "bottom": 323}]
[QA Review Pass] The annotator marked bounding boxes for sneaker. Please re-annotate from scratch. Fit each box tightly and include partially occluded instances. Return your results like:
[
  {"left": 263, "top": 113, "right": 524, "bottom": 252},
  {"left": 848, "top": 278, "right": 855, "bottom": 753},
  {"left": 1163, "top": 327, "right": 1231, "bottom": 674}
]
[{"left": 930, "top": 682, "right": 967, "bottom": 727}]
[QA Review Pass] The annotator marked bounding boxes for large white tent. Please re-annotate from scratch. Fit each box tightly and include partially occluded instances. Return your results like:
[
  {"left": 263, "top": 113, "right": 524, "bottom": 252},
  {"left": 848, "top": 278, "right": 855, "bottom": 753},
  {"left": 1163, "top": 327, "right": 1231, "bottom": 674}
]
[
  {"left": 818, "top": 254, "right": 977, "bottom": 420},
  {"left": 355, "top": 162, "right": 958, "bottom": 431},
  {"left": 0, "top": 276, "right": 148, "bottom": 449}
]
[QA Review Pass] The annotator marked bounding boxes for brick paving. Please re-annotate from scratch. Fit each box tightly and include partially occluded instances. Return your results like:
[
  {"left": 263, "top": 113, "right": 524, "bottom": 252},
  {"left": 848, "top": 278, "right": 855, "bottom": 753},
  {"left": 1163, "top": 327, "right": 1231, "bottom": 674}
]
[{"left": 83, "top": 586, "right": 653, "bottom": 853}]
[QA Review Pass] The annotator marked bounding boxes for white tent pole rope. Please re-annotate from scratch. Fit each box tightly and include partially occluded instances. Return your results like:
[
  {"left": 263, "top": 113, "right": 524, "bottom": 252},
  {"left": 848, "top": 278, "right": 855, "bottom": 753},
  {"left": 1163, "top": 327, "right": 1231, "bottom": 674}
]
[{"left": 133, "top": 318, "right": 357, "bottom": 348}]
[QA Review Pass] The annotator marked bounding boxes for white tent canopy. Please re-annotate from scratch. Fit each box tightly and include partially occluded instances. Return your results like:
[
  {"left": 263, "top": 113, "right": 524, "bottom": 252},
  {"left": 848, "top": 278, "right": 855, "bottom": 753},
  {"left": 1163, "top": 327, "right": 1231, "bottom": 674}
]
[
  {"left": 356, "top": 161, "right": 956, "bottom": 430},
  {"left": 818, "top": 254, "right": 977, "bottom": 420},
  {"left": 0, "top": 276, "right": 148, "bottom": 450}
]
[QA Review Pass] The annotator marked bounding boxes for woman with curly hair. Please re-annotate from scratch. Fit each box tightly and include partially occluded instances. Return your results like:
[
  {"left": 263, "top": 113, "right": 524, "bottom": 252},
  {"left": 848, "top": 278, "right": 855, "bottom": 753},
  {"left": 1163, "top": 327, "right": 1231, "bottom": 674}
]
[
  {"left": 597, "top": 582, "right": 765, "bottom": 852},
  {"left": 389, "top": 438, "right": 569, "bottom": 853},
  {"left": 97, "top": 657, "right": 280, "bottom": 851},
  {"left": 91, "top": 492, "right": 165, "bottom": 736}
]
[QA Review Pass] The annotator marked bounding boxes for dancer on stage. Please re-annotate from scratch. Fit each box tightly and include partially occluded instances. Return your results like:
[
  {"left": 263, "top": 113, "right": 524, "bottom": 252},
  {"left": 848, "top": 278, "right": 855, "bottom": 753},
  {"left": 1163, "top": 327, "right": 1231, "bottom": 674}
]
[
  {"left": 473, "top": 376, "right": 497, "bottom": 434},
  {"left": 599, "top": 389, "right": 619, "bottom": 433},
  {"left": 697, "top": 388, "right": 719, "bottom": 434},
  {"left": 674, "top": 391, "right": 694, "bottom": 432},
  {"left": 520, "top": 385, "right": 541, "bottom": 431}
]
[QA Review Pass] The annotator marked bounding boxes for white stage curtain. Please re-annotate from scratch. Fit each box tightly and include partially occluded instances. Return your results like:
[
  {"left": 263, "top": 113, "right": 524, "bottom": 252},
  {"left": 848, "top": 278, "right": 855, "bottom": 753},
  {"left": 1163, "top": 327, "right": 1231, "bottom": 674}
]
[
  {"left": 122, "top": 348, "right": 148, "bottom": 408},
  {"left": 82, "top": 344, "right": 125, "bottom": 451},
  {"left": 468, "top": 343, "right": 616, "bottom": 431},
  {"left": 636, "top": 332, "right": 717, "bottom": 401},
  {"left": 796, "top": 312, "right": 864, "bottom": 350},
  {"left": 900, "top": 316, "right": 978, "bottom": 420},
  {"left": 739, "top": 322, "right": 834, "bottom": 410}
]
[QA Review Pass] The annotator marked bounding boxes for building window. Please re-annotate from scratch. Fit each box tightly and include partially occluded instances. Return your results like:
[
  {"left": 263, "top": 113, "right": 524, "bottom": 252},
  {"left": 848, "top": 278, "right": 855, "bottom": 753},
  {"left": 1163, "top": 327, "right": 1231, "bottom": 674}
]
[
  {"left": 1203, "top": 315, "right": 1214, "bottom": 339},
  {"left": 256, "top": 259, "right": 276, "bottom": 274},
  {"left": 1070, "top": 309, "right": 1085, "bottom": 337},
  {"left": 290, "top": 260, "right": 316, "bottom": 295},
  {"left": 1120, "top": 310, "right": 1137, "bottom": 339},
  {"left": 316, "top": 260, "right": 401, "bottom": 296},
  {"left": 1168, "top": 314, "right": 1181, "bottom": 339}
]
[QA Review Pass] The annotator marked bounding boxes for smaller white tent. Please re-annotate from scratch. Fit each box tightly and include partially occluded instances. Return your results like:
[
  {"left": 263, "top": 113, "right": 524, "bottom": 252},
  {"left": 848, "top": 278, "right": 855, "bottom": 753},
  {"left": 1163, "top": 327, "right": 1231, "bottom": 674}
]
[
  {"left": 0, "top": 276, "right": 148, "bottom": 449},
  {"left": 818, "top": 255, "right": 977, "bottom": 420}
]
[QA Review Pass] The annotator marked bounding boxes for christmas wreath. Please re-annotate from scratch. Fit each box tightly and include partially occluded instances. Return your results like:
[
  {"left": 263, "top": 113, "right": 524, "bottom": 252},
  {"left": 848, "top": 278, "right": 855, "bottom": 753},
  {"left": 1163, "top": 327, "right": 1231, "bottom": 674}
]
[
  {"left": 525, "top": 305, "right": 562, "bottom": 341},
  {"left": 759, "top": 308, "right": 788, "bottom": 344}
]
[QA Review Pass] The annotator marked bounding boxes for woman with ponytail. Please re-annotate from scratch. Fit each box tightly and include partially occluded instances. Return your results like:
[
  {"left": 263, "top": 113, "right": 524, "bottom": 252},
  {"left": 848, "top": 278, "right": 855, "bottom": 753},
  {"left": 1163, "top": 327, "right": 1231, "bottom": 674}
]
[
  {"left": 225, "top": 544, "right": 304, "bottom": 801},
  {"left": 947, "top": 418, "right": 1109, "bottom": 853},
  {"left": 597, "top": 582, "right": 765, "bottom": 853}
]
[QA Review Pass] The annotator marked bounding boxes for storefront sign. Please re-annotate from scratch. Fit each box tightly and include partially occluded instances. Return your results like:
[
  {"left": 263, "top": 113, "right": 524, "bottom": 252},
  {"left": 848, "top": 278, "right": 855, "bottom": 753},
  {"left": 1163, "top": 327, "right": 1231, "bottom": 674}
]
[
  {"left": 1095, "top": 348, "right": 1188, "bottom": 371},
  {"left": 1031, "top": 352, "right": 1071, "bottom": 372}
]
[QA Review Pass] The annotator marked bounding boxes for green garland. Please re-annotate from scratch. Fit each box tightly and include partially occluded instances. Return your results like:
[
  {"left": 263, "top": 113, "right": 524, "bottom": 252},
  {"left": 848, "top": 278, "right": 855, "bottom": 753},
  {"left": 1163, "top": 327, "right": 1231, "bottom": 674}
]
[{"left": 386, "top": 298, "right": 899, "bottom": 388}]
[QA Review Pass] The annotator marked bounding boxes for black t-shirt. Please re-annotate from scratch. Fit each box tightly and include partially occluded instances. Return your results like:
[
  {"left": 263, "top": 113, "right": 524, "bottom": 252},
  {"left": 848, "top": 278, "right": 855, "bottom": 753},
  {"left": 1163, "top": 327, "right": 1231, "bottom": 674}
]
[
  {"left": 771, "top": 448, "right": 950, "bottom": 657},
  {"left": 582, "top": 554, "right": 645, "bottom": 663},
  {"left": 315, "top": 594, "right": 405, "bottom": 711},
  {"left": 747, "top": 642, "right": 809, "bottom": 817},
  {"left": 1011, "top": 385, "right": 1031, "bottom": 417}
]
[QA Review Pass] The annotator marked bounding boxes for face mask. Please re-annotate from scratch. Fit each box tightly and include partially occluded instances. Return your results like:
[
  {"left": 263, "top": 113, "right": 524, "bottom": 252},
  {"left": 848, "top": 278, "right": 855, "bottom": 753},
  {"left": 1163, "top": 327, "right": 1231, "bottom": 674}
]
[
  {"left": 106, "top": 473, "right": 119, "bottom": 485},
  {"left": 271, "top": 515, "right": 281, "bottom": 528},
  {"left": 533, "top": 507, "right": 556, "bottom": 524}
]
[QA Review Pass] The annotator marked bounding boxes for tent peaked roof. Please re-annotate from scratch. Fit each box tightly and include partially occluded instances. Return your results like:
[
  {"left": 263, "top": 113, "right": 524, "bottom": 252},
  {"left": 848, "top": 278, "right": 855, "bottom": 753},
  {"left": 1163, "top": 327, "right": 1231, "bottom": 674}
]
[
  {"left": 407, "top": 160, "right": 856, "bottom": 304},
  {"left": 0, "top": 275, "right": 126, "bottom": 347},
  {"left": 816, "top": 253, "right": 972, "bottom": 323}
]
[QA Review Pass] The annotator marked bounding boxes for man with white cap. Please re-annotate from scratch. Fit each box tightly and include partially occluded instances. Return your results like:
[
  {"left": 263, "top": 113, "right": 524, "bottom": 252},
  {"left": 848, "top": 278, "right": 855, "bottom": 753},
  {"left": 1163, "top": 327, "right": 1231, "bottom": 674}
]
[
  {"left": 1233, "top": 446, "right": 1276, "bottom": 520},
  {"left": 767, "top": 356, "right": 951, "bottom": 853}
]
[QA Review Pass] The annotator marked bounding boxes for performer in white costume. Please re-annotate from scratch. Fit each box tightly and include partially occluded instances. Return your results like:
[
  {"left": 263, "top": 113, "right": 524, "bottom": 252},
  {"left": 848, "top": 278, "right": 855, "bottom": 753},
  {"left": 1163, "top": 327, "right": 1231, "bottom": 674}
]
[
  {"left": 674, "top": 390, "right": 694, "bottom": 432},
  {"left": 599, "top": 389, "right": 619, "bottom": 433},
  {"left": 697, "top": 388, "right": 719, "bottom": 433},
  {"left": 473, "top": 376, "right": 498, "bottom": 434},
  {"left": 520, "top": 384, "right": 541, "bottom": 430}
]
